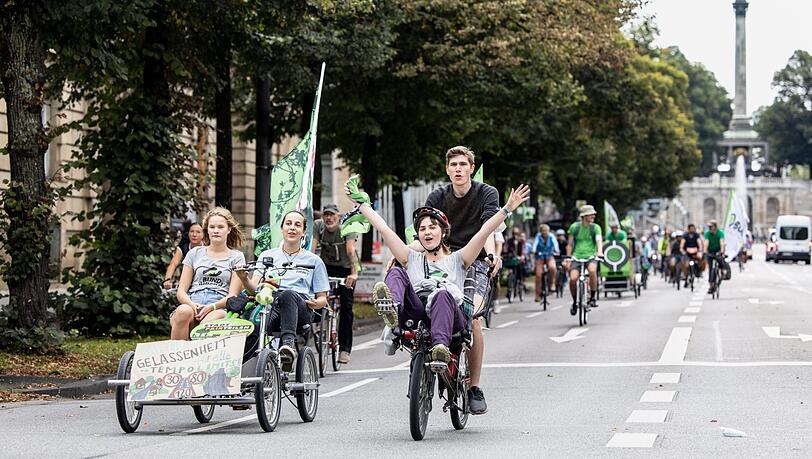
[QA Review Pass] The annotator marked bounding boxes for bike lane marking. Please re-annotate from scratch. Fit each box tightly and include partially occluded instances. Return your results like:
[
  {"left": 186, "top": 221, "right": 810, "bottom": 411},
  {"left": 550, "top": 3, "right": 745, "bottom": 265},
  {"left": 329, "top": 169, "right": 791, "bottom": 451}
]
[
  {"left": 182, "top": 378, "right": 380, "bottom": 434},
  {"left": 496, "top": 320, "right": 518, "bottom": 329},
  {"left": 526, "top": 311, "right": 544, "bottom": 318},
  {"left": 684, "top": 307, "right": 701, "bottom": 313},
  {"left": 678, "top": 315, "right": 697, "bottom": 323},
  {"left": 650, "top": 373, "right": 680, "bottom": 383},
  {"left": 351, "top": 337, "right": 383, "bottom": 352},
  {"left": 626, "top": 410, "right": 668, "bottom": 423},
  {"left": 640, "top": 390, "right": 676, "bottom": 402},
  {"left": 658, "top": 327, "right": 692, "bottom": 363},
  {"left": 606, "top": 433, "right": 658, "bottom": 448}
]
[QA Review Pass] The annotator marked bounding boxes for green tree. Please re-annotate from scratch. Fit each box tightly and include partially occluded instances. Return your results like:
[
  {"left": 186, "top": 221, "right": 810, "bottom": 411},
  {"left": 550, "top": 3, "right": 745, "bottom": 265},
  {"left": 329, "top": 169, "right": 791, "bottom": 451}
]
[
  {"left": 0, "top": 2, "right": 64, "bottom": 350},
  {"left": 755, "top": 50, "right": 812, "bottom": 168}
]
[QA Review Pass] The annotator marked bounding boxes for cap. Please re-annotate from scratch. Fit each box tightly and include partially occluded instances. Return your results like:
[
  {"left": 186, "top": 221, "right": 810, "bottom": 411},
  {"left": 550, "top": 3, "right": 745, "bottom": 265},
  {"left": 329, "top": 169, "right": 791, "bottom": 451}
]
[{"left": 322, "top": 203, "right": 340, "bottom": 214}]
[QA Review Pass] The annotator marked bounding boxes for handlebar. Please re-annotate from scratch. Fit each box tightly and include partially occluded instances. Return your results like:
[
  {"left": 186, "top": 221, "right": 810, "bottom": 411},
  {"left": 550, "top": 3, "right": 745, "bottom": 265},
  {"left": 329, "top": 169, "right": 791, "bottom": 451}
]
[
  {"left": 234, "top": 257, "right": 316, "bottom": 272},
  {"left": 567, "top": 256, "right": 604, "bottom": 263}
]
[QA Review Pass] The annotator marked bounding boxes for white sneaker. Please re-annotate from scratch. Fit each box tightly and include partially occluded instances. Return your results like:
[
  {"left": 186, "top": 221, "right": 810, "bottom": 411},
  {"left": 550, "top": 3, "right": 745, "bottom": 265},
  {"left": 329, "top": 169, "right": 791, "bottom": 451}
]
[
  {"left": 338, "top": 351, "right": 351, "bottom": 364},
  {"left": 380, "top": 326, "right": 397, "bottom": 355}
]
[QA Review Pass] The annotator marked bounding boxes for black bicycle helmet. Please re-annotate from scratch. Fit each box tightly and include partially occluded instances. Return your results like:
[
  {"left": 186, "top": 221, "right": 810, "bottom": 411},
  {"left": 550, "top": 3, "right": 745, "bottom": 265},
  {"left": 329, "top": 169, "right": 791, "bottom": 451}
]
[{"left": 412, "top": 207, "right": 451, "bottom": 254}]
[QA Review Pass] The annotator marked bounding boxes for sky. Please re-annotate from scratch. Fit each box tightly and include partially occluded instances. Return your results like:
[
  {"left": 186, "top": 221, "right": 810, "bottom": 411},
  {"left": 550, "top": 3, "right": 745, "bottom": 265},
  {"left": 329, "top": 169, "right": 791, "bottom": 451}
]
[{"left": 638, "top": 0, "right": 811, "bottom": 118}]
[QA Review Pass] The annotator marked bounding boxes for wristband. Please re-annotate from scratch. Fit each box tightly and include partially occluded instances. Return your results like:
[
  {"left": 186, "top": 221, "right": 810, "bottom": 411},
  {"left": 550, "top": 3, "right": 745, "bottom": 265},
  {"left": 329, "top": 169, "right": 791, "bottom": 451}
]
[
  {"left": 500, "top": 207, "right": 511, "bottom": 218},
  {"left": 164, "top": 278, "right": 172, "bottom": 282}
]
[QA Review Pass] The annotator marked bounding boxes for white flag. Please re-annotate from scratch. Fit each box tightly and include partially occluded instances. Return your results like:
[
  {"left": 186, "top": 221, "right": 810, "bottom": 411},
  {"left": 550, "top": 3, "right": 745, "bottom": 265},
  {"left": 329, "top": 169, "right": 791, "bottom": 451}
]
[
  {"left": 723, "top": 191, "right": 749, "bottom": 260},
  {"left": 604, "top": 201, "right": 620, "bottom": 234}
]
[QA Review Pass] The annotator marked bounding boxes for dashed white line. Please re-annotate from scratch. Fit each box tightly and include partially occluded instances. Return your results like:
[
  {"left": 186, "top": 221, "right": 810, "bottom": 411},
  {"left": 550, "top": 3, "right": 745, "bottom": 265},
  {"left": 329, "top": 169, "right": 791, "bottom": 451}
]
[
  {"left": 497, "top": 320, "right": 518, "bottom": 329},
  {"left": 678, "top": 315, "right": 697, "bottom": 323},
  {"left": 650, "top": 372, "right": 681, "bottom": 384},
  {"left": 684, "top": 307, "right": 701, "bottom": 313},
  {"left": 689, "top": 301, "right": 703, "bottom": 306},
  {"left": 658, "top": 327, "right": 692, "bottom": 363},
  {"left": 351, "top": 337, "right": 383, "bottom": 351},
  {"left": 640, "top": 390, "right": 676, "bottom": 402},
  {"left": 551, "top": 305, "right": 563, "bottom": 311},
  {"left": 320, "top": 378, "right": 379, "bottom": 398},
  {"left": 606, "top": 433, "right": 658, "bottom": 448},
  {"left": 626, "top": 410, "right": 668, "bottom": 423},
  {"left": 526, "top": 311, "right": 544, "bottom": 318}
]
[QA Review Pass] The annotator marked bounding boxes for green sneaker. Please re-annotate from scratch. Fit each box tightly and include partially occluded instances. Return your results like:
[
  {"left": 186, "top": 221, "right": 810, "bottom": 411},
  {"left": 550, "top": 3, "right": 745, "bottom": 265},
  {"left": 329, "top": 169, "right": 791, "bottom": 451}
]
[{"left": 372, "top": 281, "right": 398, "bottom": 328}]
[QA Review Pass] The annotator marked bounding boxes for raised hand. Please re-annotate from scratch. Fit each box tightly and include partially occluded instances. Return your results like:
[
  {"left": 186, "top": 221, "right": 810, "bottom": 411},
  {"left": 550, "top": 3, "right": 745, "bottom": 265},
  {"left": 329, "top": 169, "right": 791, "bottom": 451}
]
[{"left": 505, "top": 184, "right": 531, "bottom": 212}]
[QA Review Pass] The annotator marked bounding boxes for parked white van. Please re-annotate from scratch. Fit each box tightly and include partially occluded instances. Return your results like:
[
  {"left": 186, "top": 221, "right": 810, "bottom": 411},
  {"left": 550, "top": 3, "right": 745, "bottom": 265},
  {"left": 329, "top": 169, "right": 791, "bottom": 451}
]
[{"left": 774, "top": 215, "right": 811, "bottom": 264}]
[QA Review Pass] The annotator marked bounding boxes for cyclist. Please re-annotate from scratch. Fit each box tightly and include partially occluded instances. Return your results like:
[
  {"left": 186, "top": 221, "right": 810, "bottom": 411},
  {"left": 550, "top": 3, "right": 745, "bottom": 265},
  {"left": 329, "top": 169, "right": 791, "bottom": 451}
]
[
  {"left": 532, "top": 224, "right": 559, "bottom": 300},
  {"left": 667, "top": 230, "right": 685, "bottom": 283},
  {"left": 503, "top": 227, "right": 525, "bottom": 289},
  {"left": 313, "top": 203, "right": 359, "bottom": 365},
  {"left": 236, "top": 210, "right": 330, "bottom": 372},
  {"left": 357, "top": 185, "right": 529, "bottom": 366},
  {"left": 605, "top": 223, "right": 627, "bottom": 242},
  {"left": 170, "top": 208, "right": 246, "bottom": 340},
  {"left": 417, "top": 146, "right": 502, "bottom": 415},
  {"left": 680, "top": 223, "right": 703, "bottom": 286},
  {"left": 566, "top": 204, "right": 603, "bottom": 314},
  {"left": 657, "top": 229, "right": 670, "bottom": 274},
  {"left": 704, "top": 220, "right": 726, "bottom": 294},
  {"left": 554, "top": 229, "right": 569, "bottom": 293}
]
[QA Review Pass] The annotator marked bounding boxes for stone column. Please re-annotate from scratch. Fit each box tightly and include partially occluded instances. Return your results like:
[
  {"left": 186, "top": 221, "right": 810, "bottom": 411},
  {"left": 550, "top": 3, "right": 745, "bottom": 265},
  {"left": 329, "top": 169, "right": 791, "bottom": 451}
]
[{"left": 733, "top": 0, "right": 748, "bottom": 117}]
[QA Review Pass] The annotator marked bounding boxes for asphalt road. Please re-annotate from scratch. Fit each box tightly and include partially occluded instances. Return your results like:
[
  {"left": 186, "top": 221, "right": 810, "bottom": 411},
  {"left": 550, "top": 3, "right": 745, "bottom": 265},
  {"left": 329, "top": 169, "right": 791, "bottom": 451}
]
[{"left": 2, "top": 246, "right": 812, "bottom": 457}]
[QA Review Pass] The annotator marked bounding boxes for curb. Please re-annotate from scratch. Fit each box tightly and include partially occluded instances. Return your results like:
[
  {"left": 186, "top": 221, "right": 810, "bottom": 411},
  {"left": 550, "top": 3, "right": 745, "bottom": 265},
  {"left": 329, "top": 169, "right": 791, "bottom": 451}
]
[{"left": 1, "top": 374, "right": 114, "bottom": 398}]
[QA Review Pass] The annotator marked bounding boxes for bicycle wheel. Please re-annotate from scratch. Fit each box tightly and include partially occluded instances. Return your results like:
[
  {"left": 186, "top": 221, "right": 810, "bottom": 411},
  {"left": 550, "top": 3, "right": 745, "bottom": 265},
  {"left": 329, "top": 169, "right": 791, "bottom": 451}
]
[
  {"left": 506, "top": 272, "right": 514, "bottom": 303},
  {"left": 295, "top": 347, "right": 319, "bottom": 422},
  {"left": 330, "top": 313, "right": 341, "bottom": 372},
  {"left": 450, "top": 349, "right": 469, "bottom": 430},
  {"left": 409, "top": 353, "right": 432, "bottom": 441},
  {"left": 517, "top": 275, "right": 524, "bottom": 302},
  {"left": 192, "top": 404, "right": 215, "bottom": 424},
  {"left": 315, "top": 309, "right": 328, "bottom": 377},
  {"left": 577, "top": 282, "right": 585, "bottom": 327},
  {"left": 115, "top": 351, "right": 142, "bottom": 433},
  {"left": 255, "top": 348, "right": 281, "bottom": 432}
]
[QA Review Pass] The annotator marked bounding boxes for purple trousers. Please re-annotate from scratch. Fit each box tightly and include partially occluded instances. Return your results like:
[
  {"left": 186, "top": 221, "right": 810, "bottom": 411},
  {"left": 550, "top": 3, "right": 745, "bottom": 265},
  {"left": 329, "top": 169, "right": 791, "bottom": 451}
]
[{"left": 385, "top": 267, "right": 467, "bottom": 347}]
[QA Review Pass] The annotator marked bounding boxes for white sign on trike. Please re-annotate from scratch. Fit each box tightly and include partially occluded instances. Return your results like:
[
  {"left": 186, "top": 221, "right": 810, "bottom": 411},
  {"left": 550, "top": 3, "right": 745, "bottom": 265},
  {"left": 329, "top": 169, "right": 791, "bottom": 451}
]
[{"left": 127, "top": 335, "right": 245, "bottom": 401}]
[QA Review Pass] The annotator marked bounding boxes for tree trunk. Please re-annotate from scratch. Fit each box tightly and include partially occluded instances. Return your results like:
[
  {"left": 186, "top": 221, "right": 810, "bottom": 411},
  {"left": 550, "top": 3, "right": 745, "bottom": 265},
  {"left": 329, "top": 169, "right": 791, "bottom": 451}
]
[
  {"left": 254, "top": 75, "right": 271, "bottom": 227},
  {"left": 360, "top": 134, "right": 378, "bottom": 261},
  {"left": 0, "top": 6, "right": 51, "bottom": 329},
  {"left": 214, "top": 44, "right": 232, "bottom": 208}
]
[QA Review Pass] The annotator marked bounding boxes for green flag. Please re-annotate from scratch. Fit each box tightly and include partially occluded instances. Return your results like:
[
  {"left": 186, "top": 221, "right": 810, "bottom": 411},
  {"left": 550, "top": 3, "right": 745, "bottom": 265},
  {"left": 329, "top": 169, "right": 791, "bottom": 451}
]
[
  {"left": 339, "top": 174, "right": 372, "bottom": 238},
  {"left": 474, "top": 164, "right": 483, "bottom": 182},
  {"left": 253, "top": 63, "right": 325, "bottom": 255}
]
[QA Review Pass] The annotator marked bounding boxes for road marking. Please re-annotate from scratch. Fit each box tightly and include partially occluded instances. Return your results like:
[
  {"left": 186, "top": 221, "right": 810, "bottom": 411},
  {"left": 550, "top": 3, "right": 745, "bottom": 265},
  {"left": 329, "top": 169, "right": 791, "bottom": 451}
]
[
  {"left": 714, "top": 321, "right": 723, "bottom": 361},
  {"left": 549, "top": 327, "right": 589, "bottom": 343},
  {"left": 626, "top": 410, "right": 668, "bottom": 423},
  {"left": 658, "top": 327, "right": 692, "bottom": 363},
  {"left": 761, "top": 326, "right": 812, "bottom": 342},
  {"left": 678, "top": 315, "right": 697, "bottom": 323},
  {"left": 640, "top": 390, "right": 676, "bottom": 402},
  {"left": 526, "top": 311, "right": 544, "bottom": 318},
  {"left": 616, "top": 300, "right": 634, "bottom": 308},
  {"left": 606, "top": 433, "right": 658, "bottom": 448},
  {"left": 650, "top": 373, "right": 680, "bottom": 384},
  {"left": 684, "top": 307, "right": 701, "bottom": 313},
  {"left": 320, "top": 378, "right": 379, "bottom": 398},
  {"left": 748, "top": 298, "right": 784, "bottom": 305},
  {"left": 497, "top": 320, "right": 518, "bottom": 329},
  {"left": 551, "top": 305, "right": 563, "bottom": 311},
  {"left": 688, "top": 301, "right": 703, "bottom": 306},
  {"left": 352, "top": 337, "right": 383, "bottom": 351},
  {"left": 183, "top": 378, "right": 380, "bottom": 433}
]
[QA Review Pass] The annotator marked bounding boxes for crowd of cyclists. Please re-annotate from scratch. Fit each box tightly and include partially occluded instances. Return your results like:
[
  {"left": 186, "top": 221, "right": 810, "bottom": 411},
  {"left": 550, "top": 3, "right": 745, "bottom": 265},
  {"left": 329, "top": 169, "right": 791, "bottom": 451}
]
[{"left": 159, "top": 145, "right": 745, "bottom": 426}]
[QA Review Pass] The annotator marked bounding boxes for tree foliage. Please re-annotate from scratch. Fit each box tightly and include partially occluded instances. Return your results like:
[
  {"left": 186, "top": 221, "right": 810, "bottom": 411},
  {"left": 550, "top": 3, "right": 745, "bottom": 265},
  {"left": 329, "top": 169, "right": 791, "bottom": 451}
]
[{"left": 755, "top": 50, "right": 812, "bottom": 168}]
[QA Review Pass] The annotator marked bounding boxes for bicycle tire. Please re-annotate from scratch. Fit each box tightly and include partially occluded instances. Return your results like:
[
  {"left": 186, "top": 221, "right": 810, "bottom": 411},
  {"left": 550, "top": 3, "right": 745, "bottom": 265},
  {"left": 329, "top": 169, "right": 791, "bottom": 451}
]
[
  {"left": 578, "top": 281, "right": 585, "bottom": 327},
  {"left": 192, "top": 404, "right": 215, "bottom": 424},
  {"left": 115, "top": 351, "right": 142, "bottom": 433},
  {"left": 315, "top": 309, "right": 328, "bottom": 377},
  {"left": 506, "top": 272, "right": 514, "bottom": 303},
  {"left": 255, "top": 348, "right": 281, "bottom": 432},
  {"left": 450, "top": 349, "right": 469, "bottom": 430},
  {"left": 409, "top": 352, "right": 431, "bottom": 441},
  {"left": 330, "top": 314, "right": 342, "bottom": 372},
  {"left": 295, "top": 347, "right": 319, "bottom": 422}
]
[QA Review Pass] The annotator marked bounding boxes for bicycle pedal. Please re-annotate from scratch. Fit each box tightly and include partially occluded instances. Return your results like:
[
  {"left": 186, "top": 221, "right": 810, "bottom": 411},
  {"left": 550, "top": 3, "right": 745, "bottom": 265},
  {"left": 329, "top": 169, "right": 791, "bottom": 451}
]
[{"left": 428, "top": 362, "right": 449, "bottom": 374}]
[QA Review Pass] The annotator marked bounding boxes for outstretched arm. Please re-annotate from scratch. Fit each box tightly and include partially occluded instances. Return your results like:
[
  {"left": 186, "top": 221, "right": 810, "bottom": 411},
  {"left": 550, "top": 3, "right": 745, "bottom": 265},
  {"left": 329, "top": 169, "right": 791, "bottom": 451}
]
[
  {"left": 356, "top": 203, "right": 410, "bottom": 265},
  {"left": 459, "top": 185, "right": 530, "bottom": 268}
]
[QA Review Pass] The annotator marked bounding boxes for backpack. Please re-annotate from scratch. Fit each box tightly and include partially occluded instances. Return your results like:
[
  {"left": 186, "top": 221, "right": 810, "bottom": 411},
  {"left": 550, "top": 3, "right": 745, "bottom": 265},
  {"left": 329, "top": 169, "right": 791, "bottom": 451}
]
[{"left": 573, "top": 222, "right": 597, "bottom": 251}]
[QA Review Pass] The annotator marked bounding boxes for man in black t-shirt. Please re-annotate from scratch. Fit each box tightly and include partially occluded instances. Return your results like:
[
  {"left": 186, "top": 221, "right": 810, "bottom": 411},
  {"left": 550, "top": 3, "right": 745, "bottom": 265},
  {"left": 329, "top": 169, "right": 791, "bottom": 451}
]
[
  {"left": 680, "top": 223, "right": 703, "bottom": 286},
  {"left": 422, "top": 146, "right": 500, "bottom": 415}
]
